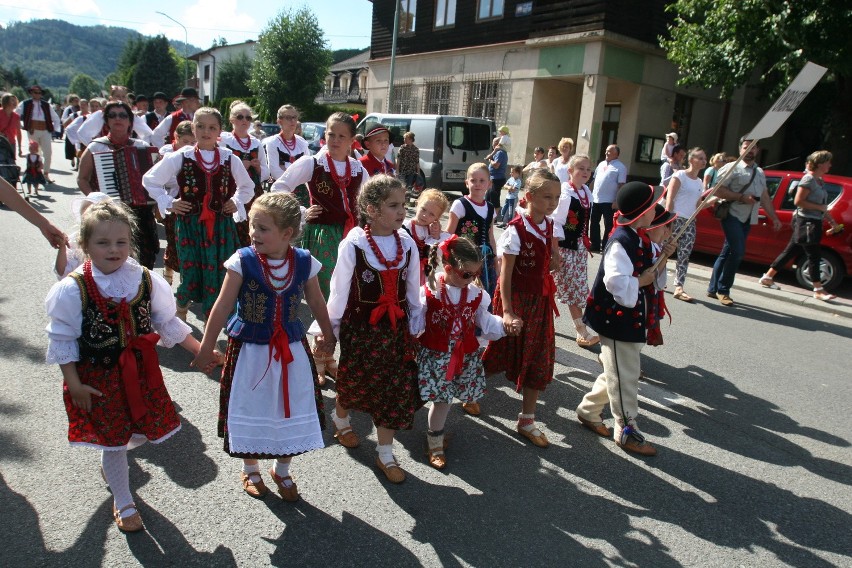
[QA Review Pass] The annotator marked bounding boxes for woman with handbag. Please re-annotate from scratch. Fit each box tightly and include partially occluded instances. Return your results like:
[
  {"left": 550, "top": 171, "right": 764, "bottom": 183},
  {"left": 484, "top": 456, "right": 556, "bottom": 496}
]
[{"left": 759, "top": 150, "right": 842, "bottom": 301}]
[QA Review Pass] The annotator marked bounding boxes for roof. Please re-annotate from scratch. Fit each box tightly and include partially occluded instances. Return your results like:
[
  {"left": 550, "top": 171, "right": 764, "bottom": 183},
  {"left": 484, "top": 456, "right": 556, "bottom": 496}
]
[
  {"left": 329, "top": 49, "right": 371, "bottom": 72},
  {"left": 188, "top": 39, "right": 256, "bottom": 61}
]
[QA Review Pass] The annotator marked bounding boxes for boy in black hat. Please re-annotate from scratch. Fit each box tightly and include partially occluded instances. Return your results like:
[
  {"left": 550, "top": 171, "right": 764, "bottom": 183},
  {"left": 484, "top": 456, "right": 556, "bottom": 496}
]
[
  {"left": 151, "top": 88, "right": 201, "bottom": 148},
  {"left": 145, "top": 92, "right": 170, "bottom": 130},
  {"left": 576, "top": 182, "right": 676, "bottom": 456}
]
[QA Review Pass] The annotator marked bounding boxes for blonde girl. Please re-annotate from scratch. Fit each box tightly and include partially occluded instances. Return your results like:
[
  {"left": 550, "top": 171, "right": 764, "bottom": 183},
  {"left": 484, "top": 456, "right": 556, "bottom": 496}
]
[
  {"left": 418, "top": 235, "right": 504, "bottom": 469},
  {"left": 483, "top": 169, "right": 561, "bottom": 448},
  {"left": 45, "top": 200, "right": 208, "bottom": 532},
  {"left": 552, "top": 153, "right": 599, "bottom": 346},
  {"left": 403, "top": 188, "right": 451, "bottom": 283},
  {"left": 703, "top": 152, "right": 726, "bottom": 190},
  {"left": 316, "top": 174, "right": 424, "bottom": 483}
]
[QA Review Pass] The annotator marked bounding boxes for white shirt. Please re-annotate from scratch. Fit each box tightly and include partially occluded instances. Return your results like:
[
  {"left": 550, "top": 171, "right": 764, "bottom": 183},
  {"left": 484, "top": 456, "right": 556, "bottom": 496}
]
[
  {"left": 551, "top": 181, "right": 592, "bottom": 240},
  {"left": 77, "top": 109, "right": 154, "bottom": 146},
  {"left": 593, "top": 159, "right": 627, "bottom": 203},
  {"left": 263, "top": 134, "right": 310, "bottom": 181},
  {"left": 16, "top": 99, "right": 61, "bottom": 132},
  {"left": 220, "top": 132, "right": 270, "bottom": 184},
  {"left": 669, "top": 169, "right": 703, "bottom": 217},
  {"left": 65, "top": 114, "right": 87, "bottom": 147},
  {"left": 142, "top": 145, "right": 255, "bottom": 220},
  {"left": 270, "top": 153, "right": 367, "bottom": 194},
  {"left": 551, "top": 157, "right": 571, "bottom": 184},
  {"left": 151, "top": 112, "right": 193, "bottom": 149},
  {"left": 310, "top": 227, "right": 424, "bottom": 338},
  {"left": 603, "top": 228, "right": 667, "bottom": 308},
  {"left": 45, "top": 258, "right": 192, "bottom": 364},
  {"left": 449, "top": 196, "right": 490, "bottom": 221}
]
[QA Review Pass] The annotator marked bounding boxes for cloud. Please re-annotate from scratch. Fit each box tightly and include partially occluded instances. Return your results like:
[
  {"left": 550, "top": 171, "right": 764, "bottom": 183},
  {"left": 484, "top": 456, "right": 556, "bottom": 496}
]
[
  {"left": 1, "top": 0, "right": 100, "bottom": 25},
  {"left": 173, "top": 0, "right": 261, "bottom": 47}
]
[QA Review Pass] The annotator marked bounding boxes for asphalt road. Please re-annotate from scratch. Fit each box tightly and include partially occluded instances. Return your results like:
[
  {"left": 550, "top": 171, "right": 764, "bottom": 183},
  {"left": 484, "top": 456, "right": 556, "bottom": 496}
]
[{"left": 1, "top": 144, "right": 850, "bottom": 567}]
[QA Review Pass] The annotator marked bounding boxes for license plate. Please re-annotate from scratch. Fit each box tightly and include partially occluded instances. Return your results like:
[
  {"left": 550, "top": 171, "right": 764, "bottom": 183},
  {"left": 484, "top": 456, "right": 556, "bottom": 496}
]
[{"left": 445, "top": 171, "right": 465, "bottom": 179}]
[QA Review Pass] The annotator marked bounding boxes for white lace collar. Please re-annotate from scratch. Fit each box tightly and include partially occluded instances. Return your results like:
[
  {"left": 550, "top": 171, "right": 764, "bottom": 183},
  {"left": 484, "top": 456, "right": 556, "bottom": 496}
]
[
  {"left": 319, "top": 152, "right": 364, "bottom": 176},
  {"left": 76, "top": 257, "right": 144, "bottom": 300}
]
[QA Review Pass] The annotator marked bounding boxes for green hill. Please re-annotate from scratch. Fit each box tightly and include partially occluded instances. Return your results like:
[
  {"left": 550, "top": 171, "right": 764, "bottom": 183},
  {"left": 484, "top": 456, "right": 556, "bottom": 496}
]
[{"left": 0, "top": 19, "right": 199, "bottom": 93}]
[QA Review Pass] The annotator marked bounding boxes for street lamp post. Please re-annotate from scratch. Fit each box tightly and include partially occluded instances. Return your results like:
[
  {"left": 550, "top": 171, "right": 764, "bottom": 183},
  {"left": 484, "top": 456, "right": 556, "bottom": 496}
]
[{"left": 156, "top": 11, "right": 188, "bottom": 86}]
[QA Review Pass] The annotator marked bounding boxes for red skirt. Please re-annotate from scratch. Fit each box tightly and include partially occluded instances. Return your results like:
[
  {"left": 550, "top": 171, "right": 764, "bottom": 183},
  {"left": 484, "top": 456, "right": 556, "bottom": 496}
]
[
  {"left": 336, "top": 318, "right": 422, "bottom": 430},
  {"left": 217, "top": 336, "right": 325, "bottom": 458},
  {"left": 64, "top": 358, "right": 180, "bottom": 448},
  {"left": 483, "top": 285, "right": 556, "bottom": 392}
]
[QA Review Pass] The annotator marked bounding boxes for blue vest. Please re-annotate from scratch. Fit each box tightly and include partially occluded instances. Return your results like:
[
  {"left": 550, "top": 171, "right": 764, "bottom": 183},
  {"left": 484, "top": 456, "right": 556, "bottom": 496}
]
[
  {"left": 226, "top": 247, "right": 311, "bottom": 343},
  {"left": 583, "top": 226, "right": 652, "bottom": 343}
]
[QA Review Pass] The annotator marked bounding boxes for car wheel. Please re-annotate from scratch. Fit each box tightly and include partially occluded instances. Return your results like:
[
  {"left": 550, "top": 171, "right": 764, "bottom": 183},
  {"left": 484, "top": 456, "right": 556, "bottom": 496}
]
[{"left": 795, "top": 249, "right": 845, "bottom": 292}]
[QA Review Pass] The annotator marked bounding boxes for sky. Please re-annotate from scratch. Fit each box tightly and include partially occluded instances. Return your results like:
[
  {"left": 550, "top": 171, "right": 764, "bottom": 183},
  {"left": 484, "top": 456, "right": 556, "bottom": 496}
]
[{"left": 0, "top": 0, "right": 374, "bottom": 52}]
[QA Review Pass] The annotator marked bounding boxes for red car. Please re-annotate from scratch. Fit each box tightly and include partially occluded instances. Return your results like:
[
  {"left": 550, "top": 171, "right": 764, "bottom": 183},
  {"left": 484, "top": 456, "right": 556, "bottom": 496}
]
[{"left": 692, "top": 169, "right": 852, "bottom": 291}]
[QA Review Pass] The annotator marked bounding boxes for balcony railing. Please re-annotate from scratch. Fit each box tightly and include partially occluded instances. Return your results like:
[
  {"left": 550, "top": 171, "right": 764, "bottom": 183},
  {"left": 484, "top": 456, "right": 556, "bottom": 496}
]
[{"left": 315, "top": 88, "right": 367, "bottom": 105}]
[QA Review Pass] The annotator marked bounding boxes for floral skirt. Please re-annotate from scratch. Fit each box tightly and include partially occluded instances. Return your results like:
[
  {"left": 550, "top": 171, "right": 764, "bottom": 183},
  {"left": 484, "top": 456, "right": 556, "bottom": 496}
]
[
  {"left": 417, "top": 344, "right": 487, "bottom": 404},
  {"left": 65, "top": 358, "right": 180, "bottom": 449},
  {"left": 483, "top": 286, "right": 555, "bottom": 392},
  {"left": 302, "top": 222, "right": 343, "bottom": 299},
  {"left": 218, "top": 337, "right": 325, "bottom": 459},
  {"left": 554, "top": 244, "right": 589, "bottom": 307},
  {"left": 175, "top": 212, "right": 240, "bottom": 317},
  {"left": 337, "top": 317, "right": 422, "bottom": 430}
]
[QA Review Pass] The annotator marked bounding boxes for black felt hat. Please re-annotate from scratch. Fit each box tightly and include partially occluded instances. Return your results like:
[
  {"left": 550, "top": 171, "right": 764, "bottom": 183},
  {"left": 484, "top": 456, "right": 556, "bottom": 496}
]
[
  {"left": 152, "top": 91, "right": 169, "bottom": 102},
  {"left": 648, "top": 204, "right": 677, "bottom": 229},
  {"left": 615, "top": 182, "right": 664, "bottom": 221},
  {"left": 174, "top": 87, "right": 200, "bottom": 102}
]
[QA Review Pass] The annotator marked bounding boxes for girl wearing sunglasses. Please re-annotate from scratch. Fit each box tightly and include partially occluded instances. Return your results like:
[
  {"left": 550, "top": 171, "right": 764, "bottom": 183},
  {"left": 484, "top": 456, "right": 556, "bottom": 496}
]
[{"left": 416, "top": 235, "right": 505, "bottom": 470}]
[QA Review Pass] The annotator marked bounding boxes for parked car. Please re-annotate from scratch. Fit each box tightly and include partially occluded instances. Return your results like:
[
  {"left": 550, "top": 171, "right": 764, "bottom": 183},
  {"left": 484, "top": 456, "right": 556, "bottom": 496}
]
[
  {"left": 260, "top": 123, "right": 280, "bottom": 137},
  {"left": 356, "top": 113, "right": 495, "bottom": 193},
  {"left": 300, "top": 122, "right": 326, "bottom": 154},
  {"left": 692, "top": 169, "right": 852, "bottom": 291}
]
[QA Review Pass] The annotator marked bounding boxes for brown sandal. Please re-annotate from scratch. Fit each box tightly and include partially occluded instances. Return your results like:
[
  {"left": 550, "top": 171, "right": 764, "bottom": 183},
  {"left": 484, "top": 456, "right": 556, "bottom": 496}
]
[
  {"left": 268, "top": 468, "right": 299, "bottom": 502},
  {"left": 113, "top": 503, "right": 144, "bottom": 532},
  {"left": 333, "top": 425, "right": 360, "bottom": 448},
  {"left": 240, "top": 470, "right": 269, "bottom": 498},
  {"left": 376, "top": 456, "right": 406, "bottom": 483}
]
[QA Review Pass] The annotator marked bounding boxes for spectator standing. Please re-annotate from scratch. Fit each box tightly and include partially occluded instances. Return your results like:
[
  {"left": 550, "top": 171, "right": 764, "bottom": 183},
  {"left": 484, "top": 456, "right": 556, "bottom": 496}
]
[
  {"left": 17, "top": 85, "right": 61, "bottom": 183},
  {"left": 0, "top": 93, "right": 23, "bottom": 158},
  {"left": 485, "top": 140, "right": 508, "bottom": 215},
  {"left": 550, "top": 137, "right": 574, "bottom": 184},
  {"left": 703, "top": 152, "right": 726, "bottom": 190},
  {"left": 660, "top": 144, "right": 685, "bottom": 187},
  {"left": 707, "top": 137, "right": 782, "bottom": 306},
  {"left": 396, "top": 131, "right": 420, "bottom": 194},
  {"left": 590, "top": 144, "right": 627, "bottom": 252},
  {"left": 523, "top": 146, "right": 549, "bottom": 173},
  {"left": 665, "top": 147, "right": 707, "bottom": 302}
]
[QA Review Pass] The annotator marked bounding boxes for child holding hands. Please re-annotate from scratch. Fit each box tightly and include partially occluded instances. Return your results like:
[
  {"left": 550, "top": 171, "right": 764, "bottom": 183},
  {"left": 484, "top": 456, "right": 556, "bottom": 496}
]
[
  {"left": 45, "top": 200, "right": 211, "bottom": 533},
  {"left": 483, "top": 169, "right": 562, "bottom": 447},
  {"left": 194, "top": 192, "right": 333, "bottom": 502},
  {"left": 316, "top": 174, "right": 424, "bottom": 483},
  {"left": 417, "top": 235, "right": 505, "bottom": 469}
]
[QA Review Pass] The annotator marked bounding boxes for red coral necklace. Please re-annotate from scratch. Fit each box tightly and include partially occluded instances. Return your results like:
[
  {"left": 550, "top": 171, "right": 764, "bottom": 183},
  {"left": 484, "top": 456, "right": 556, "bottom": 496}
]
[
  {"left": 364, "top": 224, "right": 404, "bottom": 268},
  {"left": 255, "top": 245, "right": 295, "bottom": 292},
  {"left": 195, "top": 146, "right": 220, "bottom": 174}
]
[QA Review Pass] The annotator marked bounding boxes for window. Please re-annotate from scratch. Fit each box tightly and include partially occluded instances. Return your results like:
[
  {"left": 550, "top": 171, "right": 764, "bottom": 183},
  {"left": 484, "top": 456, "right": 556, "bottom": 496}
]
[
  {"left": 400, "top": 0, "right": 416, "bottom": 34},
  {"left": 203, "top": 65, "right": 210, "bottom": 81},
  {"left": 671, "top": 94, "right": 694, "bottom": 145},
  {"left": 435, "top": 0, "right": 456, "bottom": 28},
  {"left": 425, "top": 81, "right": 452, "bottom": 115},
  {"left": 467, "top": 79, "right": 499, "bottom": 120},
  {"left": 447, "top": 121, "right": 492, "bottom": 153},
  {"left": 390, "top": 83, "right": 414, "bottom": 114},
  {"left": 477, "top": 0, "right": 504, "bottom": 20}
]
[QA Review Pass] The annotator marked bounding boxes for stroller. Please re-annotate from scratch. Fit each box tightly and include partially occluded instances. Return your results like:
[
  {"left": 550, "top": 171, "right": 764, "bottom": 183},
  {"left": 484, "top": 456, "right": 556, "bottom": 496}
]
[{"left": 0, "top": 134, "right": 22, "bottom": 199}]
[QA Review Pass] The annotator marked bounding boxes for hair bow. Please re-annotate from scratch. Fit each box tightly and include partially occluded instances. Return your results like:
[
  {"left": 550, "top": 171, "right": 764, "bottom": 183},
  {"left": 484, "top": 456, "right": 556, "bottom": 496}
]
[{"left": 438, "top": 234, "right": 458, "bottom": 261}]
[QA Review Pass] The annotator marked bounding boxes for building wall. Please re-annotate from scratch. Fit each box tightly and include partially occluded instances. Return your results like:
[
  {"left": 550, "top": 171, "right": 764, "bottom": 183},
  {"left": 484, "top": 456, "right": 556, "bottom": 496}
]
[{"left": 194, "top": 42, "right": 256, "bottom": 103}]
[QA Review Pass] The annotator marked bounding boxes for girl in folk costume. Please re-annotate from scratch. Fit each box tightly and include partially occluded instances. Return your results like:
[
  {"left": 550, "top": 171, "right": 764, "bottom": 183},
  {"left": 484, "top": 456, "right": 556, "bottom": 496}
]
[
  {"left": 315, "top": 174, "right": 424, "bottom": 483},
  {"left": 193, "top": 193, "right": 335, "bottom": 502},
  {"left": 358, "top": 126, "right": 396, "bottom": 176},
  {"left": 445, "top": 162, "right": 498, "bottom": 300},
  {"left": 402, "top": 188, "right": 451, "bottom": 284},
  {"left": 21, "top": 139, "right": 47, "bottom": 196},
  {"left": 552, "top": 154, "right": 600, "bottom": 348},
  {"left": 77, "top": 101, "right": 160, "bottom": 270},
  {"left": 482, "top": 169, "right": 562, "bottom": 448},
  {"left": 220, "top": 101, "right": 270, "bottom": 247},
  {"left": 263, "top": 104, "right": 310, "bottom": 207},
  {"left": 54, "top": 192, "right": 112, "bottom": 279},
  {"left": 156, "top": 120, "right": 196, "bottom": 286},
  {"left": 142, "top": 107, "right": 255, "bottom": 319},
  {"left": 271, "top": 112, "right": 368, "bottom": 384},
  {"left": 44, "top": 200, "right": 213, "bottom": 533},
  {"left": 417, "top": 236, "right": 505, "bottom": 469}
]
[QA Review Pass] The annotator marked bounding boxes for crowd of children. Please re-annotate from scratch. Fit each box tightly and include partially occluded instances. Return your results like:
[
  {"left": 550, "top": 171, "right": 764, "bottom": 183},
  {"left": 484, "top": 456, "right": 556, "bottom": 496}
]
[{"left": 42, "top": 104, "right": 684, "bottom": 534}]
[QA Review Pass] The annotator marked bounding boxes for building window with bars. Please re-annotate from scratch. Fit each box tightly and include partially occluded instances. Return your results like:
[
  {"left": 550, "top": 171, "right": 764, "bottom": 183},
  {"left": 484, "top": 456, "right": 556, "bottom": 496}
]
[
  {"left": 435, "top": 0, "right": 457, "bottom": 28},
  {"left": 477, "top": 0, "right": 504, "bottom": 21},
  {"left": 390, "top": 83, "right": 414, "bottom": 114},
  {"left": 467, "top": 79, "right": 500, "bottom": 120},
  {"left": 425, "top": 82, "right": 452, "bottom": 115}
]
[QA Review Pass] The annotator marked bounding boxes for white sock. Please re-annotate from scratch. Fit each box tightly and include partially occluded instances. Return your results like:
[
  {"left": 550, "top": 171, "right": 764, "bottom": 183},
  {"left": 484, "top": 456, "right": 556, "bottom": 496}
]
[
  {"left": 332, "top": 412, "right": 351, "bottom": 431},
  {"left": 427, "top": 432, "right": 445, "bottom": 451},
  {"left": 274, "top": 461, "right": 293, "bottom": 486},
  {"left": 102, "top": 449, "right": 134, "bottom": 518},
  {"left": 242, "top": 462, "right": 260, "bottom": 474},
  {"left": 518, "top": 413, "right": 536, "bottom": 432},
  {"left": 377, "top": 443, "right": 395, "bottom": 464}
]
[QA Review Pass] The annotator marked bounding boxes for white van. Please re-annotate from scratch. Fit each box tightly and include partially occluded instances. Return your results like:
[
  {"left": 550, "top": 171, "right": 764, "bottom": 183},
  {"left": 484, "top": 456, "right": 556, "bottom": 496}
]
[{"left": 356, "top": 113, "right": 495, "bottom": 193}]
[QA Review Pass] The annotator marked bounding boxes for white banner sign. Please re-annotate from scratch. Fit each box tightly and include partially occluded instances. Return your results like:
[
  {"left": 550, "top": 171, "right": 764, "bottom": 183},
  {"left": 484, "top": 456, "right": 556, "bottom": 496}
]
[{"left": 747, "top": 62, "right": 828, "bottom": 140}]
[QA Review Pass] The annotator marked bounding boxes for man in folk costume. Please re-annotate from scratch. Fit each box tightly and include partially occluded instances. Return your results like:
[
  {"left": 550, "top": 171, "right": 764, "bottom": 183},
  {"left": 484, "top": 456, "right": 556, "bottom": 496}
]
[
  {"left": 77, "top": 85, "right": 154, "bottom": 146},
  {"left": 151, "top": 88, "right": 202, "bottom": 149},
  {"left": 145, "top": 92, "right": 170, "bottom": 130},
  {"left": 17, "top": 85, "right": 61, "bottom": 183}
]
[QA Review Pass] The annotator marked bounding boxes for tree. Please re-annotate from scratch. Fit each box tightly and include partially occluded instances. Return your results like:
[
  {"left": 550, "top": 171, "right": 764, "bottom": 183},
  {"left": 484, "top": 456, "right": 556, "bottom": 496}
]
[
  {"left": 68, "top": 73, "right": 101, "bottom": 99},
  {"left": 216, "top": 53, "right": 253, "bottom": 101},
  {"left": 116, "top": 36, "right": 145, "bottom": 87},
  {"left": 249, "top": 7, "right": 332, "bottom": 120},
  {"left": 661, "top": 0, "right": 852, "bottom": 174},
  {"left": 131, "top": 36, "right": 182, "bottom": 100}
]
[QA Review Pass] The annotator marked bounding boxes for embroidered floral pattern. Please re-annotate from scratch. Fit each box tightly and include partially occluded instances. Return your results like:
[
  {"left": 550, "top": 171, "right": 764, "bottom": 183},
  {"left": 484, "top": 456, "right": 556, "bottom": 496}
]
[{"left": 361, "top": 269, "right": 375, "bottom": 284}]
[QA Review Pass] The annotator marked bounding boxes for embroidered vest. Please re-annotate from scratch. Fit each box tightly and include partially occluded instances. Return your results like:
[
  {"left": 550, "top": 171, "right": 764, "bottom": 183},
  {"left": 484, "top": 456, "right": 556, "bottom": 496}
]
[
  {"left": 226, "top": 247, "right": 310, "bottom": 343},
  {"left": 225, "top": 142, "right": 262, "bottom": 197},
  {"left": 509, "top": 216, "right": 551, "bottom": 294},
  {"left": 176, "top": 154, "right": 236, "bottom": 215},
  {"left": 166, "top": 110, "right": 190, "bottom": 146},
  {"left": 276, "top": 138, "right": 305, "bottom": 168},
  {"left": 419, "top": 286, "right": 482, "bottom": 354},
  {"left": 583, "top": 226, "right": 652, "bottom": 343},
  {"left": 71, "top": 268, "right": 153, "bottom": 368},
  {"left": 455, "top": 198, "right": 494, "bottom": 254},
  {"left": 559, "top": 193, "right": 589, "bottom": 250},
  {"left": 358, "top": 153, "right": 395, "bottom": 177},
  {"left": 22, "top": 99, "right": 54, "bottom": 131},
  {"left": 307, "top": 157, "right": 363, "bottom": 226},
  {"left": 343, "top": 246, "right": 411, "bottom": 325}
]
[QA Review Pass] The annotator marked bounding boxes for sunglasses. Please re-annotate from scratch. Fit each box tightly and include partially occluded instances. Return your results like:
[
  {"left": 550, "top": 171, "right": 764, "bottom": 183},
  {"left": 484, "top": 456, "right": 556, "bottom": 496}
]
[
  {"left": 449, "top": 265, "right": 481, "bottom": 280},
  {"left": 233, "top": 114, "right": 252, "bottom": 121},
  {"left": 106, "top": 112, "right": 130, "bottom": 120}
]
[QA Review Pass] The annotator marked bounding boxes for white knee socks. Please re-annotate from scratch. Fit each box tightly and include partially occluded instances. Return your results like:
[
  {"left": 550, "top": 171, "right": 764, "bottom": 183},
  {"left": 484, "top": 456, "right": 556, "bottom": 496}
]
[{"left": 101, "top": 449, "right": 134, "bottom": 517}]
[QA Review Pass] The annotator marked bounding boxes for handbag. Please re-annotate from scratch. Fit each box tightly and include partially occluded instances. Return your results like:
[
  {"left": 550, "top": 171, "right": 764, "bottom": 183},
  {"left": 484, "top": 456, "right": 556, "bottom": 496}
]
[{"left": 713, "top": 166, "right": 758, "bottom": 221}]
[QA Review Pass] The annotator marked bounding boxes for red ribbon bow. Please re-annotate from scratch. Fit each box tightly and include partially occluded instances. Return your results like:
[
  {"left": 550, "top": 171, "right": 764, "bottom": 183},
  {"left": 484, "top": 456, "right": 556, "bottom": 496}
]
[
  {"left": 118, "top": 332, "right": 164, "bottom": 423},
  {"left": 438, "top": 234, "right": 458, "bottom": 261},
  {"left": 199, "top": 191, "right": 216, "bottom": 241},
  {"left": 446, "top": 338, "right": 466, "bottom": 381},
  {"left": 369, "top": 270, "right": 405, "bottom": 330}
]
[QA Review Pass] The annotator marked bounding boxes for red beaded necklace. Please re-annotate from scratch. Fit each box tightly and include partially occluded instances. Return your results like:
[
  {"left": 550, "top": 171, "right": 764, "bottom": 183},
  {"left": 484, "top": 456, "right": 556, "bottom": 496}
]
[
  {"left": 82, "top": 260, "right": 128, "bottom": 327},
  {"left": 233, "top": 133, "right": 252, "bottom": 151},
  {"left": 254, "top": 245, "right": 295, "bottom": 292},
  {"left": 280, "top": 132, "right": 297, "bottom": 153},
  {"left": 194, "top": 145, "right": 220, "bottom": 174},
  {"left": 570, "top": 182, "right": 590, "bottom": 209},
  {"left": 364, "top": 224, "right": 404, "bottom": 269},
  {"left": 327, "top": 155, "right": 351, "bottom": 191}
]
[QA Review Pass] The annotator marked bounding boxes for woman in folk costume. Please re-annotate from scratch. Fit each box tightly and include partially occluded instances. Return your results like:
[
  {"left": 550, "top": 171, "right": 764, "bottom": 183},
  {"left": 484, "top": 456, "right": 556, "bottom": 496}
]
[{"left": 263, "top": 104, "right": 310, "bottom": 207}]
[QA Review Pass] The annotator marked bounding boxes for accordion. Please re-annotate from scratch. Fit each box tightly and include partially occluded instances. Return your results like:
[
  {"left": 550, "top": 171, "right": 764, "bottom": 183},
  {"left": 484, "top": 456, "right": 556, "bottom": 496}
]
[{"left": 93, "top": 146, "right": 160, "bottom": 206}]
